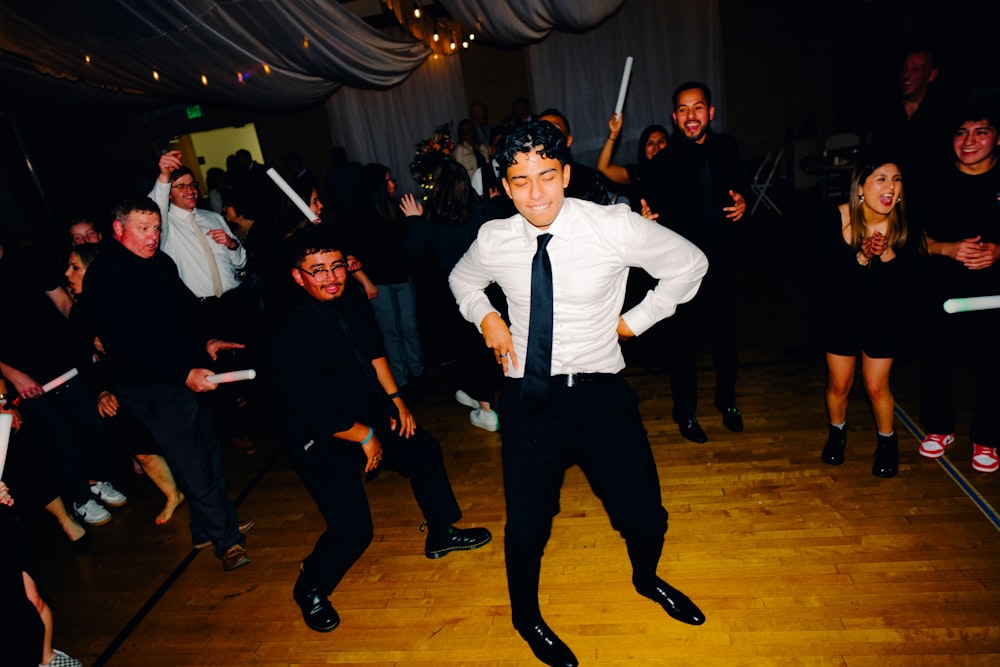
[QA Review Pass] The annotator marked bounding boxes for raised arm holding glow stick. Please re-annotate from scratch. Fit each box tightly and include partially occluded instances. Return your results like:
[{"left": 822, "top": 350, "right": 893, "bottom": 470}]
[
  {"left": 267, "top": 168, "right": 318, "bottom": 223},
  {"left": 614, "top": 56, "right": 634, "bottom": 119}
]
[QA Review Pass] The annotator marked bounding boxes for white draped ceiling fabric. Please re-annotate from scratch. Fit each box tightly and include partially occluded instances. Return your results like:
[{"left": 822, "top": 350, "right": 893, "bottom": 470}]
[
  {"left": 326, "top": 0, "right": 722, "bottom": 193},
  {"left": 2, "top": 0, "right": 721, "bottom": 192},
  {"left": 0, "top": 0, "right": 430, "bottom": 109}
]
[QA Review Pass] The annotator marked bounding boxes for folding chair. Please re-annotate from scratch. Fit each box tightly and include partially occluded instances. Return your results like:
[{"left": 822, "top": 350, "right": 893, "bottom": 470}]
[{"left": 750, "top": 148, "right": 783, "bottom": 215}]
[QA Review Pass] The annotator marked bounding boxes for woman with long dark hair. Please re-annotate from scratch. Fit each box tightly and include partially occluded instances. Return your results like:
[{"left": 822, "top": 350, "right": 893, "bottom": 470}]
[
  {"left": 343, "top": 163, "right": 425, "bottom": 393},
  {"left": 404, "top": 158, "right": 508, "bottom": 430}
]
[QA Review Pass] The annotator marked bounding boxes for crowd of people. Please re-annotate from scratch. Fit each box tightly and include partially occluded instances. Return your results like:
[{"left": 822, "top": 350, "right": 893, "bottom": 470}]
[{"left": 1, "top": 61, "right": 997, "bottom": 665}]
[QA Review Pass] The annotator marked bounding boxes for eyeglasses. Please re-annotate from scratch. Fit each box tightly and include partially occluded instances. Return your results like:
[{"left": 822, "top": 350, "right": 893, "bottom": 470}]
[
  {"left": 171, "top": 181, "right": 199, "bottom": 191},
  {"left": 299, "top": 261, "right": 348, "bottom": 281}
]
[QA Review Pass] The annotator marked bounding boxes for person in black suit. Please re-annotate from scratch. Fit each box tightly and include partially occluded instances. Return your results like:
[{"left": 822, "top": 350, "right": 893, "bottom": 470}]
[
  {"left": 268, "top": 223, "right": 491, "bottom": 633},
  {"left": 645, "top": 81, "right": 749, "bottom": 444}
]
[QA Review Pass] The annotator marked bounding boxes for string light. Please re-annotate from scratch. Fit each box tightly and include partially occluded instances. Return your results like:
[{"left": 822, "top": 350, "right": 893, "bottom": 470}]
[
  {"left": 84, "top": 54, "right": 92, "bottom": 64},
  {"left": 263, "top": 63, "right": 271, "bottom": 74},
  {"left": 303, "top": 36, "right": 309, "bottom": 48},
  {"left": 201, "top": 74, "right": 208, "bottom": 86},
  {"left": 462, "top": 39, "right": 469, "bottom": 49},
  {"left": 433, "top": 32, "right": 439, "bottom": 42},
  {"left": 152, "top": 69, "right": 160, "bottom": 81},
  {"left": 413, "top": 3, "right": 421, "bottom": 18},
  {"left": 469, "top": 34, "right": 475, "bottom": 41}
]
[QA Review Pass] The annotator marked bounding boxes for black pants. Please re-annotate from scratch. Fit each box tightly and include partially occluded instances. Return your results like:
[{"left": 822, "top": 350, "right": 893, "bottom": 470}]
[
  {"left": 287, "top": 422, "right": 462, "bottom": 596},
  {"left": 17, "top": 379, "right": 113, "bottom": 507},
  {"left": 661, "top": 273, "right": 739, "bottom": 421},
  {"left": 117, "top": 384, "right": 242, "bottom": 558},
  {"left": 918, "top": 303, "right": 1000, "bottom": 446},
  {"left": 497, "top": 376, "right": 668, "bottom": 627}
]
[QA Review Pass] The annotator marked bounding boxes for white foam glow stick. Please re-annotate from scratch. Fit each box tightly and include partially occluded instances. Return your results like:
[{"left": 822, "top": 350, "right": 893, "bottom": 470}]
[
  {"left": 42, "top": 368, "right": 78, "bottom": 393},
  {"left": 266, "top": 167, "right": 318, "bottom": 222},
  {"left": 614, "top": 56, "right": 634, "bottom": 118},
  {"left": 206, "top": 369, "right": 257, "bottom": 384},
  {"left": 0, "top": 413, "right": 12, "bottom": 480},
  {"left": 943, "top": 295, "right": 1000, "bottom": 314}
]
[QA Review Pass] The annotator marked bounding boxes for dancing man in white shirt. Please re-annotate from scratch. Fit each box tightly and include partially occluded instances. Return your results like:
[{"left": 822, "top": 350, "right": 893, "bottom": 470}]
[{"left": 449, "top": 120, "right": 710, "bottom": 667}]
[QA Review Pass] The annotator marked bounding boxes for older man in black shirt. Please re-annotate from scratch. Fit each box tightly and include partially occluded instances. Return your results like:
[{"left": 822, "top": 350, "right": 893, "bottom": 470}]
[
  {"left": 85, "top": 196, "right": 252, "bottom": 571},
  {"left": 268, "top": 224, "right": 491, "bottom": 633}
]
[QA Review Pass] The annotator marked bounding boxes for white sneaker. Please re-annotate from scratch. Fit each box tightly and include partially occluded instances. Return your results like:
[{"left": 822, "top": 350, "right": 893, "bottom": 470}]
[
  {"left": 918, "top": 433, "right": 955, "bottom": 459},
  {"left": 90, "top": 480, "right": 127, "bottom": 507},
  {"left": 73, "top": 498, "right": 112, "bottom": 526},
  {"left": 42, "top": 648, "right": 83, "bottom": 667},
  {"left": 469, "top": 408, "right": 500, "bottom": 432},
  {"left": 455, "top": 389, "right": 479, "bottom": 409}
]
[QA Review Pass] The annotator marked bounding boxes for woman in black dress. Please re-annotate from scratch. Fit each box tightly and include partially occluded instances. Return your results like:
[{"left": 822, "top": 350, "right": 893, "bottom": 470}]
[{"left": 817, "top": 155, "right": 920, "bottom": 478}]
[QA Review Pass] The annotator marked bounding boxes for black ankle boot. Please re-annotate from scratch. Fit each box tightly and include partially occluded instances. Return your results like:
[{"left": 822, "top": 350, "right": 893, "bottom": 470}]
[
  {"left": 872, "top": 432, "right": 899, "bottom": 478},
  {"left": 821, "top": 424, "right": 846, "bottom": 465}
]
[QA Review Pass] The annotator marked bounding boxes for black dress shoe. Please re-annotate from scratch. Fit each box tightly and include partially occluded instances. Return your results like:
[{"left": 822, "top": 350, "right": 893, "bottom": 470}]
[
  {"left": 636, "top": 580, "right": 706, "bottom": 626},
  {"left": 425, "top": 525, "right": 492, "bottom": 559},
  {"left": 293, "top": 576, "right": 340, "bottom": 632},
  {"left": 718, "top": 405, "right": 744, "bottom": 432},
  {"left": 821, "top": 424, "right": 847, "bottom": 465},
  {"left": 516, "top": 620, "right": 578, "bottom": 667},
  {"left": 678, "top": 418, "right": 708, "bottom": 443}
]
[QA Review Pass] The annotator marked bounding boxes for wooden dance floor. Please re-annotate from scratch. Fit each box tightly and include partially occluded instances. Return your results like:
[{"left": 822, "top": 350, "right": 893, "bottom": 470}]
[{"left": 22, "top": 200, "right": 1000, "bottom": 666}]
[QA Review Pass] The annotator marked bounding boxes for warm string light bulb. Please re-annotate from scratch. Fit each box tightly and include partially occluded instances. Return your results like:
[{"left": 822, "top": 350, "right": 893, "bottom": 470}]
[
  {"left": 152, "top": 69, "right": 160, "bottom": 81},
  {"left": 84, "top": 54, "right": 92, "bottom": 64},
  {"left": 263, "top": 63, "right": 271, "bottom": 74},
  {"left": 201, "top": 74, "right": 208, "bottom": 86},
  {"left": 433, "top": 32, "right": 439, "bottom": 42}
]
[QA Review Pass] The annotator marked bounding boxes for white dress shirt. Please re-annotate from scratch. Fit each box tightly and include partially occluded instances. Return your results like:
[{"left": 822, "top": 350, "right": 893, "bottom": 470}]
[
  {"left": 150, "top": 180, "right": 247, "bottom": 298},
  {"left": 449, "top": 197, "right": 708, "bottom": 377}
]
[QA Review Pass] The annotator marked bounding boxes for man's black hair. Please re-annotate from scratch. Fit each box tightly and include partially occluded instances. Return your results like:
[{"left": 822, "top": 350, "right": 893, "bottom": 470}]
[
  {"left": 281, "top": 221, "right": 342, "bottom": 268},
  {"left": 495, "top": 120, "right": 570, "bottom": 174},
  {"left": 671, "top": 81, "right": 712, "bottom": 108},
  {"left": 537, "top": 108, "right": 571, "bottom": 137}
]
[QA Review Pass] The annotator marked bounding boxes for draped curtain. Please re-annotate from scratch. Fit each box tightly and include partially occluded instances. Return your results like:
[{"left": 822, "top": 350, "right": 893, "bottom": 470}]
[
  {"left": 325, "top": 0, "right": 722, "bottom": 195},
  {"left": 528, "top": 0, "right": 724, "bottom": 169}
]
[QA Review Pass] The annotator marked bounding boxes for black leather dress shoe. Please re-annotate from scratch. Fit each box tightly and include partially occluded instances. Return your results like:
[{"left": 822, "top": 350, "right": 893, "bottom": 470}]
[
  {"left": 516, "top": 620, "right": 578, "bottom": 667},
  {"left": 678, "top": 418, "right": 708, "bottom": 443},
  {"left": 719, "top": 405, "right": 744, "bottom": 432},
  {"left": 425, "top": 525, "right": 492, "bottom": 559},
  {"left": 637, "top": 580, "right": 706, "bottom": 626},
  {"left": 293, "top": 576, "right": 340, "bottom": 632}
]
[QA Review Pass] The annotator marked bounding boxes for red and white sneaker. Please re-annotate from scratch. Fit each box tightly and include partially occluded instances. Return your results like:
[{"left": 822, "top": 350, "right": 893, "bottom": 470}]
[
  {"left": 971, "top": 445, "right": 999, "bottom": 473},
  {"left": 918, "top": 433, "right": 955, "bottom": 459}
]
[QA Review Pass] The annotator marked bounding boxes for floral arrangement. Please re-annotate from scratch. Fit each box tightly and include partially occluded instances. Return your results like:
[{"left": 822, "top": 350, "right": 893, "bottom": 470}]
[{"left": 409, "top": 122, "right": 455, "bottom": 198}]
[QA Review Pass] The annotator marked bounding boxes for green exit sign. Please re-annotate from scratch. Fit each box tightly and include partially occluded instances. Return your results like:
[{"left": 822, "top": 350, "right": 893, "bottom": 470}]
[{"left": 186, "top": 105, "right": 203, "bottom": 119}]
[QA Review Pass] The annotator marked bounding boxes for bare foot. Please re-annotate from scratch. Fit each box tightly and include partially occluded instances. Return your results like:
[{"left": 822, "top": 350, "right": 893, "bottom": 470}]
[{"left": 155, "top": 492, "right": 185, "bottom": 525}]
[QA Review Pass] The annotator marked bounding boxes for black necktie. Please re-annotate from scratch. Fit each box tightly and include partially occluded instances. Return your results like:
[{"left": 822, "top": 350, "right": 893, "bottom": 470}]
[{"left": 521, "top": 233, "right": 553, "bottom": 409}]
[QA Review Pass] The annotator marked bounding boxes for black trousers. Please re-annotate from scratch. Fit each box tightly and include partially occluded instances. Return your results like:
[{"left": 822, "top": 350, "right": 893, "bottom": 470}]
[
  {"left": 287, "top": 422, "right": 462, "bottom": 596},
  {"left": 117, "top": 384, "right": 243, "bottom": 558},
  {"left": 918, "top": 303, "right": 1000, "bottom": 447},
  {"left": 497, "top": 376, "right": 668, "bottom": 627},
  {"left": 661, "top": 272, "right": 739, "bottom": 421},
  {"left": 17, "top": 379, "right": 113, "bottom": 507}
]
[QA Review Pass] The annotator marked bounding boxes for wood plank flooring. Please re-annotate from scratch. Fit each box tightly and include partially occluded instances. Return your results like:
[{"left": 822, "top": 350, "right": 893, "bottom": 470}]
[{"left": 19, "top": 195, "right": 1000, "bottom": 666}]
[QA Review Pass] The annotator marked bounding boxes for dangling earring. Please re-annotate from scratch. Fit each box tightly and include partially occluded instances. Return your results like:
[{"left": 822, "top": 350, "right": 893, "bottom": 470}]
[
  {"left": 896, "top": 197, "right": 901, "bottom": 205},
  {"left": 858, "top": 193, "right": 865, "bottom": 203}
]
